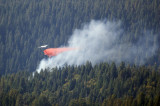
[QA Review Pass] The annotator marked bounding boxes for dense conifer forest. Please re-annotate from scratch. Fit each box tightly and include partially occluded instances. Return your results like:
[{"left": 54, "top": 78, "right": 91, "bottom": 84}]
[
  {"left": 0, "top": 0, "right": 160, "bottom": 105},
  {"left": 0, "top": 62, "right": 160, "bottom": 105},
  {"left": 0, "top": 0, "right": 160, "bottom": 74}
]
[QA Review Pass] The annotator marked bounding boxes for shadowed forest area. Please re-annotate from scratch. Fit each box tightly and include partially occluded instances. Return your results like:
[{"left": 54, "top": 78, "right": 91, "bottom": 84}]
[
  {"left": 0, "top": 62, "right": 160, "bottom": 105},
  {"left": 0, "top": 0, "right": 160, "bottom": 105}
]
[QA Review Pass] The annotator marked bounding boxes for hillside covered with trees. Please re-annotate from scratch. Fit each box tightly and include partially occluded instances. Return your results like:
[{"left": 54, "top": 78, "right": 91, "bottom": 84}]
[
  {"left": 0, "top": 62, "right": 160, "bottom": 105},
  {"left": 0, "top": 0, "right": 160, "bottom": 74},
  {"left": 0, "top": 0, "right": 160, "bottom": 105}
]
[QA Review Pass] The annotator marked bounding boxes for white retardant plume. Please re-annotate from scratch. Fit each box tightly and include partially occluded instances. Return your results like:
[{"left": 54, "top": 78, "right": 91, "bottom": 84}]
[{"left": 36, "top": 20, "right": 158, "bottom": 73}]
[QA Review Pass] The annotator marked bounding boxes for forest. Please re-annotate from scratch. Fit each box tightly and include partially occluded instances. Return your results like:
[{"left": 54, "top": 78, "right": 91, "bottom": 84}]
[
  {"left": 0, "top": 0, "right": 159, "bottom": 74},
  {"left": 0, "top": 62, "right": 160, "bottom": 105},
  {"left": 0, "top": 0, "right": 160, "bottom": 105}
]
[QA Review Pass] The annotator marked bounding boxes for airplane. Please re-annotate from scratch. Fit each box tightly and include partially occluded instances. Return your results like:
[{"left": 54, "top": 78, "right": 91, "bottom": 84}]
[{"left": 38, "top": 45, "right": 48, "bottom": 48}]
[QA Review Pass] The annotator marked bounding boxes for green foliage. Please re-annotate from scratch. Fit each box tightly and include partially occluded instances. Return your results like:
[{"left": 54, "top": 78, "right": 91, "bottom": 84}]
[
  {"left": 0, "top": 0, "right": 160, "bottom": 74},
  {"left": 32, "top": 94, "right": 51, "bottom": 106},
  {"left": 0, "top": 0, "right": 160, "bottom": 105},
  {"left": 0, "top": 63, "right": 160, "bottom": 105}
]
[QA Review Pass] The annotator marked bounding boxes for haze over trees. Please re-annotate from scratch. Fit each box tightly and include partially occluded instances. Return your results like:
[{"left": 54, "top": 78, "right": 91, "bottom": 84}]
[
  {"left": 0, "top": 0, "right": 159, "bottom": 74},
  {"left": 0, "top": 0, "right": 160, "bottom": 105}
]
